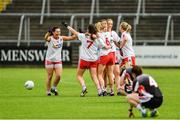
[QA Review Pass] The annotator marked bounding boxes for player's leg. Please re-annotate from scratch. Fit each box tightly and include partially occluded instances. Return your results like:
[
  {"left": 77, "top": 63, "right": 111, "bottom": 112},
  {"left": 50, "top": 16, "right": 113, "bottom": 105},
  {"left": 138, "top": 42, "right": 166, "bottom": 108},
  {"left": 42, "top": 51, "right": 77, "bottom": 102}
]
[
  {"left": 51, "top": 64, "right": 62, "bottom": 95},
  {"left": 89, "top": 67, "right": 102, "bottom": 96},
  {"left": 113, "top": 64, "right": 121, "bottom": 95},
  {"left": 45, "top": 66, "right": 54, "bottom": 96},
  {"left": 127, "top": 93, "right": 147, "bottom": 116},
  {"left": 149, "top": 97, "right": 163, "bottom": 117},
  {"left": 150, "top": 108, "right": 159, "bottom": 117},
  {"left": 77, "top": 67, "right": 87, "bottom": 97},
  {"left": 127, "top": 93, "right": 140, "bottom": 106},
  {"left": 103, "top": 67, "right": 108, "bottom": 94},
  {"left": 98, "top": 64, "right": 106, "bottom": 95},
  {"left": 107, "top": 64, "right": 114, "bottom": 96}
]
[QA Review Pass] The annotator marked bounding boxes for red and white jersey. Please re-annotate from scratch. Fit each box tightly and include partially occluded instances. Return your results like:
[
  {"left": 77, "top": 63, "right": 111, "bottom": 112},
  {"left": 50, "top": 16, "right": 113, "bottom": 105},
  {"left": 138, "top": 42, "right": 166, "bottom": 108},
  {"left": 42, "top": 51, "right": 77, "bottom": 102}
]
[
  {"left": 45, "top": 36, "right": 63, "bottom": 62},
  {"left": 77, "top": 33, "right": 99, "bottom": 61},
  {"left": 98, "top": 32, "right": 112, "bottom": 56},
  {"left": 121, "top": 31, "right": 135, "bottom": 58},
  {"left": 109, "top": 31, "right": 121, "bottom": 52}
]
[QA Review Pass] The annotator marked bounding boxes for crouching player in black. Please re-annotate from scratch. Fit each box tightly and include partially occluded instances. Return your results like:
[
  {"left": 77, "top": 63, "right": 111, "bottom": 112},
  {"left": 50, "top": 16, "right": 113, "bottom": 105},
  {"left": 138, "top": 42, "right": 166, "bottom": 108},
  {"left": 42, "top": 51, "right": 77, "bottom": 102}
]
[
  {"left": 119, "top": 66, "right": 142, "bottom": 96},
  {"left": 126, "top": 66, "right": 163, "bottom": 118}
]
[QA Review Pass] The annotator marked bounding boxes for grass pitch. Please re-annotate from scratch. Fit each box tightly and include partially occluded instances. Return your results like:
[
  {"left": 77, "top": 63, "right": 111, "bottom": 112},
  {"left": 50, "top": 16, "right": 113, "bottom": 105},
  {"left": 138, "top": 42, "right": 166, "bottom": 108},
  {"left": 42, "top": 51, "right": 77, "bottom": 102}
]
[{"left": 0, "top": 67, "right": 180, "bottom": 119}]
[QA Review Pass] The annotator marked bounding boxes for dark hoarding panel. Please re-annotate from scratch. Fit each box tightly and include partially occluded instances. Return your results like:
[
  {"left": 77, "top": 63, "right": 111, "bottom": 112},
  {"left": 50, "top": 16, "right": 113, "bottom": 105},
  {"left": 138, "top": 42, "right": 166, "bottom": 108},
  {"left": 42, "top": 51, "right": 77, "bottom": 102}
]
[{"left": 0, "top": 46, "right": 72, "bottom": 65}]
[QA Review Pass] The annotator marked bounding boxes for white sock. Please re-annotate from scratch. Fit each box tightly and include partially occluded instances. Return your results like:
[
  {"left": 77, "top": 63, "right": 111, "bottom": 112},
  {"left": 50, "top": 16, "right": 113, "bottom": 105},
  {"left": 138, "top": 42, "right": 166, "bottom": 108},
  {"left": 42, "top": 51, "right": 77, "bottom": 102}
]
[
  {"left": 98, "top": 89, "right": 102, "bottom": 94},
  {"left": 52, "top": 86, "right": 57, "bottom": 90},
  {"left": 82, "top": 85, "right": 86, "bottom": 91},
  {"left": 151, "top": 109, "right": 157, "bottom": 112},
  {"left": 136, "top": 104, "right": 146, "bottom": 113},
  {"left": 101, "top": 87, "right": 104, "bottom": 91}
]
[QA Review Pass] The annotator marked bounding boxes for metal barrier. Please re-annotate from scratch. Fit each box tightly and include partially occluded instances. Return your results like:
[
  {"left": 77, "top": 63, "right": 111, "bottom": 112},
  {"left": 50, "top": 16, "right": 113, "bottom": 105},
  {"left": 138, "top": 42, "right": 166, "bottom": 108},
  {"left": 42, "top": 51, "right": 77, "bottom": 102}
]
[
  {"left": 165, "top": 15, "right": 172, "bottom": 46},
  {"left": 136, "top": 0, "right": 142, "bottom": 24},
  {"left": 1, "top": 13, "right": 180, "bottom": 46},
  {"left": 40, "top": 0, "right": 50, "bottom": 25}
]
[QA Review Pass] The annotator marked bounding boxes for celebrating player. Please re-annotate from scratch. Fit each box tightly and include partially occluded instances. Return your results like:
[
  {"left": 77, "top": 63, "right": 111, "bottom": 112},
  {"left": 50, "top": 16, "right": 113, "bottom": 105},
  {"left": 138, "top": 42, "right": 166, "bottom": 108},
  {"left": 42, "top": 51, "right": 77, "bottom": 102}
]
[
  {"left": 95, "top": 20, "right": 115, "bottom": 96},
  {"left": 119, "top": 22, "right": 136, "bottom": 68},
  {"left": 62, "top": 22, "right": 109, "bottom": 96},
  {"left": 107, "top": 18, "right": 122, "bottom": 95},
  {"left": 44, "top": 26, "right": 76, "bottom": 96}
]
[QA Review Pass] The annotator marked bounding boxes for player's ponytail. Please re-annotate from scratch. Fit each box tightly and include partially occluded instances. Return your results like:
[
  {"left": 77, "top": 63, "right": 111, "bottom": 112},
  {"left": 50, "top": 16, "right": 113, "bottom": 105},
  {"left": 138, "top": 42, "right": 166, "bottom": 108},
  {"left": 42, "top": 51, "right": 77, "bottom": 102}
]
[
  {"left": 95, "top": 22, "right": 103, "bottom": 32},
  {"left": 88, "top": 24, "right": 98, "bottom": 41},
  {"left": 126, "top": 24, "right": 132, "bottom": 32},
  {"left": 120, "top": 22, "right": 132, "bottom": 32}
]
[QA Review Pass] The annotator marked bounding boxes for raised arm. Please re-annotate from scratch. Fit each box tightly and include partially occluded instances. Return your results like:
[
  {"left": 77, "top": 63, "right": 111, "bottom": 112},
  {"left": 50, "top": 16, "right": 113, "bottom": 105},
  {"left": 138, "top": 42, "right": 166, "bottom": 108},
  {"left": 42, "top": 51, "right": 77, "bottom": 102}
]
[
  {"left": 62, "top": 35, "right": 77, "bottom": 41},
  {"left": 61, "top": 21, "right": 79, "bottom": 36}
]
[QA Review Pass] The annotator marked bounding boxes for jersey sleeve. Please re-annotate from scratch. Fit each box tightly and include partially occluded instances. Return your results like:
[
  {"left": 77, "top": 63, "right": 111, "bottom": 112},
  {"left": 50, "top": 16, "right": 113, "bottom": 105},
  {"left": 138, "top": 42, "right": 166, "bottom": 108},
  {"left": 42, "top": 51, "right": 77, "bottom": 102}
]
[
  {"left": 121, "top": 70, "right": 126, "bottom": 81},
  {"left": 77, "top": 33, "right": 85, "bottom": 42},
  {"left": 112, "top": 31, "right": 121, "bottom": 42},
  {"left": 132, "top": 79, "right": 139, "bottom": 92},
  {"left": 97, "top": 37, "right": 106, "bottom": 48}
]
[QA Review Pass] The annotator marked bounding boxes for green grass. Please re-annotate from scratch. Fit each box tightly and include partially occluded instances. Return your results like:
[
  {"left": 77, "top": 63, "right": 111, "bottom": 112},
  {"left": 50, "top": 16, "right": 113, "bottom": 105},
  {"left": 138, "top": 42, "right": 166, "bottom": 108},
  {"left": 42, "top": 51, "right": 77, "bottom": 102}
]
[{"left": 0, "top": 67, "right": 180, "bottom": 119}]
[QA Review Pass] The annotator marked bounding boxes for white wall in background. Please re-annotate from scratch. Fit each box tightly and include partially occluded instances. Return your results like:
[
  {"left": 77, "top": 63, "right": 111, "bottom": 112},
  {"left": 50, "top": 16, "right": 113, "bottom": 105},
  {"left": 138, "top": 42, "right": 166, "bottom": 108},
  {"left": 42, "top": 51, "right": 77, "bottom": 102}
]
[{"left": 134, "top": 46, "right": 180, "bottom": 67}]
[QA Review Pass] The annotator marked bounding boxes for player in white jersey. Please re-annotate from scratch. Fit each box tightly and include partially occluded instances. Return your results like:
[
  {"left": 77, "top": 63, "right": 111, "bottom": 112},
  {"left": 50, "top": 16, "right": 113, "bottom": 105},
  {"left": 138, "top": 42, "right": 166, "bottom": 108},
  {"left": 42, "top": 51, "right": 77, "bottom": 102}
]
[
  {"left": 119, "top": 22, "right": 136, "bottom": 68},
  {"left": 44, "top": 26, "right": 76, "bottom": 96},
  {"left": 96, "top": 19, "right": 115, "bottom": 96},
  {"left": 62, "top": 22, "right": 109, "bottom": 96},
  {"left": 107, "top": 19, "right": 122, "bottom": 95}
]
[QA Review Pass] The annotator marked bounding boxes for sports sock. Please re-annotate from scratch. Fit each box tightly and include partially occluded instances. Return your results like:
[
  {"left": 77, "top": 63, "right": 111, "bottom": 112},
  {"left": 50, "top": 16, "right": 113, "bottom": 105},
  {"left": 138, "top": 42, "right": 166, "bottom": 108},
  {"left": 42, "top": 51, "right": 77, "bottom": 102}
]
[
  {"left": 82, "top": 85, "right": 86, "bottom": 91},
  {"left": 151, "top": 109, "right": 157, "bottom": 112},
  {"left": 98, "top": 89, "right": 102, "bottom": 94},
  {"left": 110, "top": 88, "right": 114, "bottom": 92},
  {"left": 47, "top": 91, "right": 51, "bottom": 94},
  {"left": 52, "top": 86, "right": 57, "bottom": 90},
  {"left": 136, "top": 104, "right": 146, "bottom": 113}
]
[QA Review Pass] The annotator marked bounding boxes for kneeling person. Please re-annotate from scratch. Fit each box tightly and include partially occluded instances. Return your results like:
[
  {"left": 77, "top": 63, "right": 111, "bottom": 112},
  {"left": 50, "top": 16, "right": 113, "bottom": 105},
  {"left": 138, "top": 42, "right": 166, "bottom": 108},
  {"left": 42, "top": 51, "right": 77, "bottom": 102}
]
[{"left": 127, "top": 70, "right": 163, "bottom": 117}]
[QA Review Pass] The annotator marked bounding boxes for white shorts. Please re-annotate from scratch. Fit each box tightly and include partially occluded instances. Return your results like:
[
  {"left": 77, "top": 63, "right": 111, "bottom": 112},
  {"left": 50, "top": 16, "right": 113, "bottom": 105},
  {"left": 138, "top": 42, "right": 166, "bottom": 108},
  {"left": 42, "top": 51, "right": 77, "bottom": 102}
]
[{"left": 45, "top": 60, "right": 62, "bottom": 68}]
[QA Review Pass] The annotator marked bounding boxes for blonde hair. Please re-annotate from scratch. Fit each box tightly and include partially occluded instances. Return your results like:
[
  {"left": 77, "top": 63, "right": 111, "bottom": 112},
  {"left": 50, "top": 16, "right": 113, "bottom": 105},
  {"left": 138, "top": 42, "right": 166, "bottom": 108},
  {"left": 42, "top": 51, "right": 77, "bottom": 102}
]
[
  {"left": 95, "top": 22, "right": 103, "bottom": 32},
  {"left": 107, "top": 18, "right": 113, "bottom": 23},
  {"left": 100, "top": 19, "right": 107, "bottom": 23},
  {"left": 120, "top": 22, "right": 132, "bottom": 32}
]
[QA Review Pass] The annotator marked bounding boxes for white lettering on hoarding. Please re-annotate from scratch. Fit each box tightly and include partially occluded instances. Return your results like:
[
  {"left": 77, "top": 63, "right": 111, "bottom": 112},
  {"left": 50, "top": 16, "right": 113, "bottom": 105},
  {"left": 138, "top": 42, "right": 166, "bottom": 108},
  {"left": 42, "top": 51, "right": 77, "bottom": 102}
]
[
  {"left": 0, "top": 49, "right": 71, "bottom": 62},
  {"left": 62, "top": 50, "right": 70, "bottom": 62}
]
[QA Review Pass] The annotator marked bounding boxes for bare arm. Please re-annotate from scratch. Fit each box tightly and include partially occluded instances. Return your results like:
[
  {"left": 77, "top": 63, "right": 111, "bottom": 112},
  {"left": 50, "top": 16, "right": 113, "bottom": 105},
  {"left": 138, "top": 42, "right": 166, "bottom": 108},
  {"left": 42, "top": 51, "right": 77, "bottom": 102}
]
[
  {"left": 114, "top": 41, "right": 121, "bottom": 48},
  {"left": 67, "top": 26, "right": 79, "bottom": 36},
  {"left": 120, "top": 70, "right": 126, "bottom": 86},
  {"left": 62, "top": 35, "right": 77, "bottom": 41},
  {"left": 120, "top": 37, "right": 127, "bottom": 49}
]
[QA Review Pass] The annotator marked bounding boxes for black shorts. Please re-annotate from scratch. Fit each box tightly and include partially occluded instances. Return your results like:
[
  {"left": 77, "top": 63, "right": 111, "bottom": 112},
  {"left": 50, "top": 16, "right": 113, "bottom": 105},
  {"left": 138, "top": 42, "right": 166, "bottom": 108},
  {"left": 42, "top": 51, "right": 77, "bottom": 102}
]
[{"left": 141, "top": 96, "right": 163, "bottom": 109}]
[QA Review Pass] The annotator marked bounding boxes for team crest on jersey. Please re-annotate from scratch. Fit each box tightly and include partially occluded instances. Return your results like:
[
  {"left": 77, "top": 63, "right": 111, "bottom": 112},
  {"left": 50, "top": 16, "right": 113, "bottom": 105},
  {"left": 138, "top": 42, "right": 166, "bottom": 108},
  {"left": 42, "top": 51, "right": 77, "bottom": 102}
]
[{"left": 52, "top": 37, "right": 63, "bottom": 48}]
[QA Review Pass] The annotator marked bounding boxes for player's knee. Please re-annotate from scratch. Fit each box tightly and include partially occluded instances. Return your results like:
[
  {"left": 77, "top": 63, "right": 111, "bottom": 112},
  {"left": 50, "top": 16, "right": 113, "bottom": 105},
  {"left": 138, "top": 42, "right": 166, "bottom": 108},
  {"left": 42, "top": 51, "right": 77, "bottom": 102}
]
[
  {"left": 114, "top": 70, "right": 120, "bottom": 77},
  {"left": 76, "top": 74, "right": 82, "bottom": 80},
  {"left": 126, "top": 94, "right": 133, "bottom": 101},
  {"left": 55, "top": 74, "right": 61, "bottom": 80},
  {"left": 91, "top": 74, "right": 98, "bottom": 80}
]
